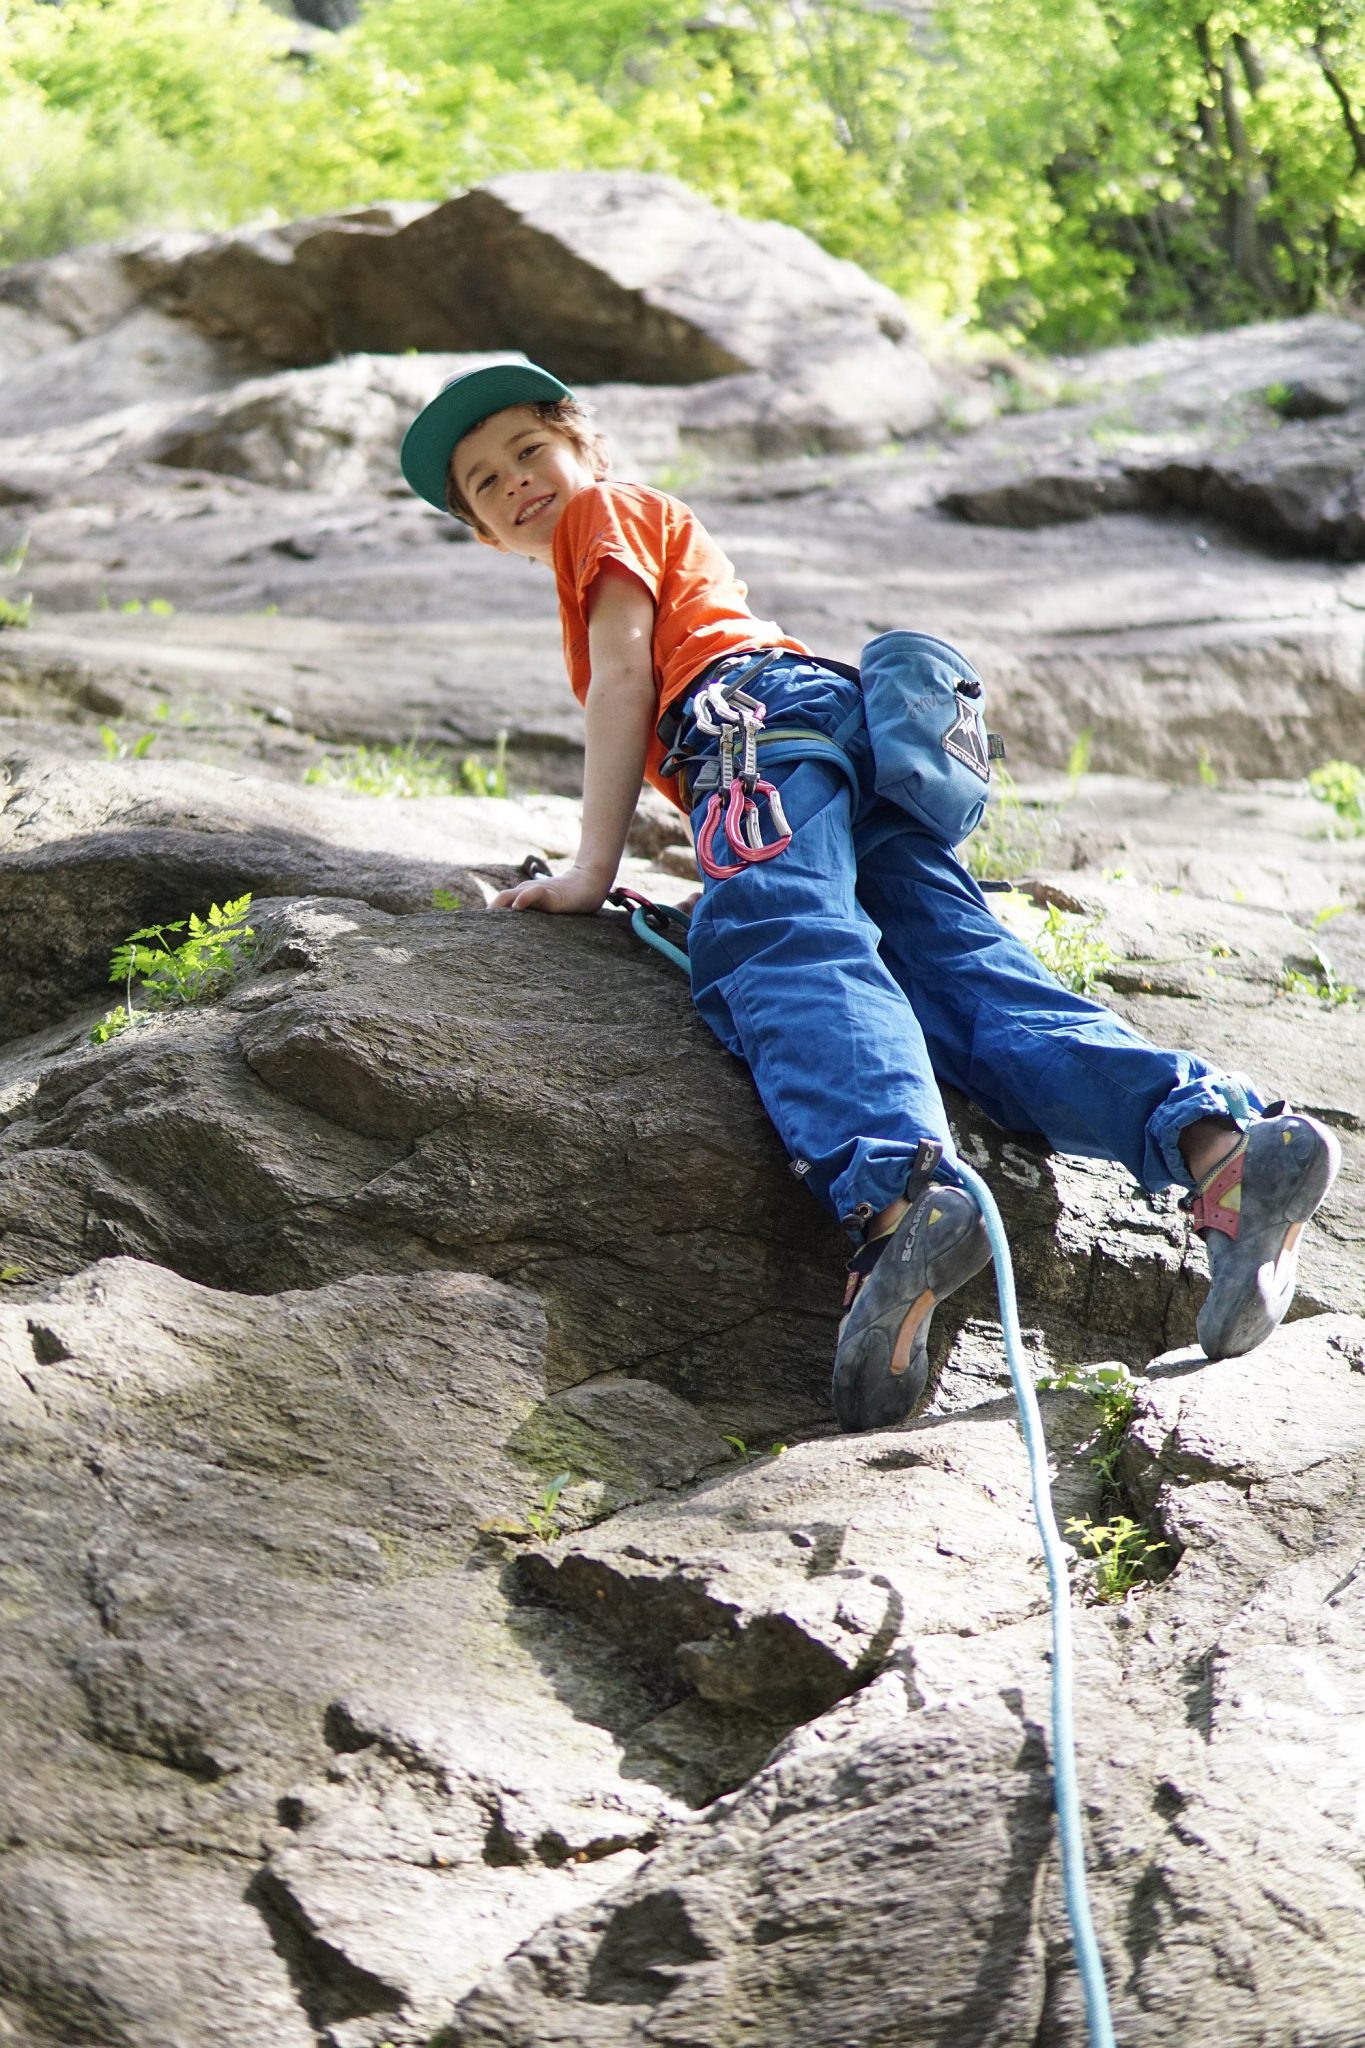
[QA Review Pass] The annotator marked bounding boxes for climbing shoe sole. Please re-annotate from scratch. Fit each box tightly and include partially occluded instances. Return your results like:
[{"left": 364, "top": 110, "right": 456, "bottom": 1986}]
[
  {"left": 1193, "top": 1108, "right": 1340, "bottom": 1361},
  {"left": 831, "top": 1182, "right": 992, "bottom": 1432}
]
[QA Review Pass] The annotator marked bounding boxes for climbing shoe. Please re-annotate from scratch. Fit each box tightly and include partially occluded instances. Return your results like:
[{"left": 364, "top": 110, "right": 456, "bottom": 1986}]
[
  {"left": 831, "top": 1180, "right": 992, "bottom": 1432},
  {"left": 1186, "top": 1105, "right": 1340, "bottom": 1361}
]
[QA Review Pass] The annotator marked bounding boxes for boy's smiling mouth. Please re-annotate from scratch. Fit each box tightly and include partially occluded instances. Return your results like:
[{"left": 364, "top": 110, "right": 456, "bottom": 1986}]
[{"left": 515, "top": 493, "right": 555, "bottom": 527}]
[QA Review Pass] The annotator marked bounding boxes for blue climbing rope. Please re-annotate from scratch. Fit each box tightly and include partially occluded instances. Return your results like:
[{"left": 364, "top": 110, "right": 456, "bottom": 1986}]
[
  {"left": 629, "top": 904, "right": 690, "bottom": 974},
  {"left": 952, "top": 1157, "right": 1117, "bottom": 2048},
  {"left": 613, "top": 884, "right": 1117, "bottom": 2045}
]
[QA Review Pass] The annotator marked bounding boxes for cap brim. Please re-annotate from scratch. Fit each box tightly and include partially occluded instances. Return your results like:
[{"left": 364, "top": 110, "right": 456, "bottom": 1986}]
[{"left": 400, "top": 361, "right": 573, "bottom": 511}]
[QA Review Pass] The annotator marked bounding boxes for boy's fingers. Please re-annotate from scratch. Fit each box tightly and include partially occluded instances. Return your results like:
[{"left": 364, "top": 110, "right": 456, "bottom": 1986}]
[{"left": 489, "top": 880, "right": 553, "bottom": 912}]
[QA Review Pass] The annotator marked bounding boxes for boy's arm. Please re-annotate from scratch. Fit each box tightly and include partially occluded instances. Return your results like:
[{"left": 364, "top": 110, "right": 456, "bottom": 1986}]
[{"left": 490, "top": 561, "right": 658, "bottom": 913}]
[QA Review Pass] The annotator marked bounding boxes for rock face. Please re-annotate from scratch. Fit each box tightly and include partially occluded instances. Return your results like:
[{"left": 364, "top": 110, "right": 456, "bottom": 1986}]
[
  {"left": 448, "top": 1319, "right": 1365, "bottom": 2048},
  {"left": 4, "top": 731, "right": 1365, "bottom": 2044},
  {"left": 128, "top": 171, "right": 930, "bottom": 396},
  {"left": 6, "top": 188, "right": 1365, "bottom": 2047},
  {"left": 940, "top": 315, "right": 1365, "bottom": 561},
  {"left": 0, "top": 173, "right": 938, "bottom": 466}
]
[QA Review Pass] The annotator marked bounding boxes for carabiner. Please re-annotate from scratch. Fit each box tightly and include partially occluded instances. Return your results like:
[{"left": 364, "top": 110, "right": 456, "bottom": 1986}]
[{"left": 696, "top": 778, "right": 793, "bottom": 879}]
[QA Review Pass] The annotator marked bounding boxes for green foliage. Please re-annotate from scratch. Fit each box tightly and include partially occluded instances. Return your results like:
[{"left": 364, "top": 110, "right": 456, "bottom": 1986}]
[
  {"left": 99, "top": 724, "right": 158, "bottom": 760},
  {"left": 522, "top": 1471, "right": 572, "bottom": 1540},
  {"left": 459, "top": 731, "right": 509, "bottom": 798},
  {"left": 0, "top": 1263, "right": 24, "bottom": 1283},
  {"left": 0, "top": 522, "right": 31, "bottom": 626},
  {"left": 431, "top": 887, "right": 463, "bottom": 911},
  {"left": 91, "top": 894, "right": 256, "bottom": 1042},
  {"left": 1309, "top": 758, "right": 1365, "bottom": 835},
  {"left": 1065, "top": 1513, "right": 1169, "bottom": 1602},
  {"left": 1029, "top": 903, "right": 1118, "bottom": 996},
  {"left": 306, "top": 736, "right": 508, "bottom": 799},
  {"left": 90, "top": 1003, "right": 132, "bottom": 1044},
  {"left": 1066, "top": 727, "right": 1095, "bottom": 784},
  {"left": 304, "top": 741, "right": 462, "bottom": 799},
  {"left": 723, "top": 1433, "right": 786, "bottom": 1462},
  {"left": 1039, "top": 1360, "right": 1138, "bottom": 1488},
  {"left": 481, "top": 1471, "right": 575, "bottom": 1541},
  {"left": 962, "top": 768, "right": 1049, "bottom": 883},
  {"left": 1278, "top": 944, "right": 1357, "bottom": 1006},
  {"left": 7, "top": 0, "right": 1365, "bottom": 342}
]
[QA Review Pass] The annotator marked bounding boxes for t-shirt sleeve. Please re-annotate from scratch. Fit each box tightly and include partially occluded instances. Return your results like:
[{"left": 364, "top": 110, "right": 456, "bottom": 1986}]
[{"left": 557, "top": 485, "right": 667, "bottom": 609}]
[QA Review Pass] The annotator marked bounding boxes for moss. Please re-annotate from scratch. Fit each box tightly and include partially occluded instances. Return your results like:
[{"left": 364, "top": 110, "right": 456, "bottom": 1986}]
[{"left": 506, "top": 1401, "right": 641, "bottom": 1492}]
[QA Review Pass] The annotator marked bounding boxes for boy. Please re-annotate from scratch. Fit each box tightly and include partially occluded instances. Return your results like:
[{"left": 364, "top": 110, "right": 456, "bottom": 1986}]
[{"left": 401, "top": 361, "right": 1340, "bottom": 1432}]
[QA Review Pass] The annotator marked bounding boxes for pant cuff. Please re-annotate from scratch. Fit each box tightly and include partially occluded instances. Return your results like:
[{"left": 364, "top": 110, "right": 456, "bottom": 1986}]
[
  {"left": 1145, "top": 1070, "right": 1264, "bottom": 1189},
  {"left": 834, "top": 1140, "right": 963, "bottom": 1238}
]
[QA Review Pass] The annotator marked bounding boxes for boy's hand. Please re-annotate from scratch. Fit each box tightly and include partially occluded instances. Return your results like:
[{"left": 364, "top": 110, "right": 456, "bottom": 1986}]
[{"left": 489, "top": 864, "right": 610, "bottom": 915}]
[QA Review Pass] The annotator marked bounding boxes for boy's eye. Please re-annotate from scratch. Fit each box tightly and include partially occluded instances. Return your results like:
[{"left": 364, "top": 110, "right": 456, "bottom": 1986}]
[
  {"left": 518, "top": 442, "right": 543, "bottom": 460},
  {"left": 474, "top": 473, "right": 495, "bottom": 494}
]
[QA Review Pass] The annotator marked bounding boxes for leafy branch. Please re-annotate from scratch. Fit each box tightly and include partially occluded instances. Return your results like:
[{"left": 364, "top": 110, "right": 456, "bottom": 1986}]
[{"left": 91, "top": 894, "right": 256, "bottom": 1044}]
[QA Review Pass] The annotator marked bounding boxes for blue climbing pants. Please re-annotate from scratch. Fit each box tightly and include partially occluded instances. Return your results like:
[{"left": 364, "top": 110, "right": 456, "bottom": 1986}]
[{"left": 678, "top": 656, "right": 1260, "bottom": 1234}]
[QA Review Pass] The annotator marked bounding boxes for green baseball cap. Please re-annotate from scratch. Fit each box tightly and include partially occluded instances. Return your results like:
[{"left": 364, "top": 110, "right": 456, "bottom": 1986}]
[{"left": 400, "top": 360, "right": 573, "bottom": 511}]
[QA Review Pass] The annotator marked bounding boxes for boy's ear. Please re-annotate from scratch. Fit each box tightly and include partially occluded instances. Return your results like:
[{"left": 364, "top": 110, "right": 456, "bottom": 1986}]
[{"left": 473, "top": 526, "right": 507, "bottom": 551}]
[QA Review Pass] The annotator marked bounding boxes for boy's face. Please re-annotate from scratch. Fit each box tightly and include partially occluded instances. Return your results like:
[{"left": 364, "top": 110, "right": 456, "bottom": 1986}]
[{"left": 454, "top": 407, "right": 599, "bottom": 563}]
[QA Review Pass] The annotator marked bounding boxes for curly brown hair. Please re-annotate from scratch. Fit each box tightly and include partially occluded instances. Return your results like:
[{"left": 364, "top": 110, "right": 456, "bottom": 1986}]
[{"left": 443, "top": 397, "right": 609, "bottom": 535}]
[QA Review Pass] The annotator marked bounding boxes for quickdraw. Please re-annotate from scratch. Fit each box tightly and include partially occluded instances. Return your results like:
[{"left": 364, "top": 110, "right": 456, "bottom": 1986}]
[
  {"left": 607, "top": 885, "right": 691, "bottom": 973},
  {"left": 688, "top": 670, "right": 794, "bottom": 881}
]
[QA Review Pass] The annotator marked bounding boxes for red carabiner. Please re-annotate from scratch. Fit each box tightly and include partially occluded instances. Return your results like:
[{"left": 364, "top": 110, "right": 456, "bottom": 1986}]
[
  {"left": 696, "top": 790, "right": 745, "bottom": 879},
  {"left": 696, "top": 779, "right": 793, "bottom": 879}
]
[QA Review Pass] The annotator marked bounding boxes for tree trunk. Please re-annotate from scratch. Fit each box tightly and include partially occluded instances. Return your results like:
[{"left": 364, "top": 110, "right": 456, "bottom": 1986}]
[
  {"left": 1194, "top": 20, "right": 1279, "bottom": 300},
  {"left": 1313, "top": 32, "right": 1365, "bottom": 177}
]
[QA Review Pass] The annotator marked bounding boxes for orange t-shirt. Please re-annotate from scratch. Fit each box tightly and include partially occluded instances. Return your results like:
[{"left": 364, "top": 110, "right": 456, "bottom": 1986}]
[{"left": 551, "top": 481, "right": 810, "bottom": 807}]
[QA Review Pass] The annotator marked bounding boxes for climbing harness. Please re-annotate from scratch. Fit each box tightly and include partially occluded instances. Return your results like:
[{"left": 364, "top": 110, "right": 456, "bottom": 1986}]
[{"left": 606, "top": 882, "right": 1118, "bottom": 2048}]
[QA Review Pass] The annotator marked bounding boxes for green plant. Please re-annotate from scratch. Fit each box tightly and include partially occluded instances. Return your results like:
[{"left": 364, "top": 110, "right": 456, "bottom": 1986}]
[
  {"left": 0, "top": 527, "right": 32, "bottom": 628},
  {"left": 1065, "top": 726, "right": 1094, "bottom": 784},
  {"left": 1196, "top": 747, "right": 1218, "bottom": 788},
  {"left": 431, "top": 887, "right": 463, "bottom": 911},
  {"left": 90, "top": 1004, "right": 132, "bottom": 1044},
  {"left": 1029, "top": 903, "right": 1117, "bottom": 997},
  {"left": 1278, "top": 945, "right": 1357, "bottom": 1007},
  {"left": 304, "top": 740, "right": 462, "bottom": 799},
  {"left": 652, "top": 451, "right": 708, "bottom": 495},
  {"left": 963, "top": 768, "right": 1049, "bottom": 883},
  {"left": 522, "top": 1471, "right": 572, "bottom": 1539},
  {"left": 1065, "top": 1514, "right": 1168, "bottom": 1602},
  {"left": 1038, "top": 1361, "right": 1136, "bottom": 1485},
  {"left": 458, "top": 730, "right": 509, "bottom": 798},
  {"left": 480, "top": 1472, "right": 575, "bottom": 1542},
  {"left": 724, "top": 1433, "right": 786, "bottom": 1462},
  {"left": 118, "top": 596, "right": 175, "bottom": 615},
  {"left": 98, "top": 724, "right": 158, "bottom": 760},
  {"left": 90, "top": 894, "right": 256, "bottom": 1042},
  {"left": 0, "top": 1263, "right": 24, "bottom": 1283},
  {"left": 1309, "top": 760, "right": 1365, "bottom": 836}
]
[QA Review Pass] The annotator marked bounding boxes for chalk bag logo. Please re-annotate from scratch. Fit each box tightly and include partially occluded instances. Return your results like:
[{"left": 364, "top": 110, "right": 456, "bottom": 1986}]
[{"left": 942, "top": 695, "right": 991, "bottom": 781}]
